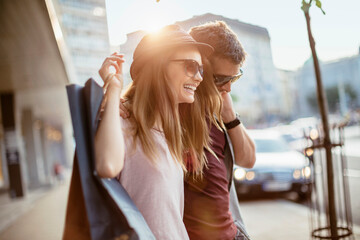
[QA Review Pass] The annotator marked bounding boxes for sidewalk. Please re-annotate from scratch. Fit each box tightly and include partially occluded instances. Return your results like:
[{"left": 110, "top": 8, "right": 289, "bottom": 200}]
[
  {"left": 0, "top": 186, "right": 50, "bottom": 233},
  {"left": 0, "top": 177, "right": 358, "bottom": 239},
  {"left": 240, "top": 199, "right": 360, "bottom": 240},
  {"left": 0, "top": 180, "right": 69, "bottom": 240}
]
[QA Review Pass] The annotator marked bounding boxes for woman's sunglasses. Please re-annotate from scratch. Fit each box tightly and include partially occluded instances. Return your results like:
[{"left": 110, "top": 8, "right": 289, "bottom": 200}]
[
  {"left": 169, "top": 59, "right": 204, "bottom": 78},
  {"left": 213, "top": 68, "right": 243, "bottom": 86}
]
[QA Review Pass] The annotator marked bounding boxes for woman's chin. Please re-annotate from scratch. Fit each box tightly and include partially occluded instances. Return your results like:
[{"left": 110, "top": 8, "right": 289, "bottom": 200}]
[{"left": 178, "top": 97, "right": 195, "bottom": 104}]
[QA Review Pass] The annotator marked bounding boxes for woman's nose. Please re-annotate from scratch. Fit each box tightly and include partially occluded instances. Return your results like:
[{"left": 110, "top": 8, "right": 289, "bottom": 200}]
[{"left": 194, "top": 71, "right": 203, "bottom": 82}]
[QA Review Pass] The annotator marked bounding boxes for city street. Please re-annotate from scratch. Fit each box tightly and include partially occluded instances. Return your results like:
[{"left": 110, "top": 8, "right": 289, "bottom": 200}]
[
  {"left": 0, "top": 176, "right": 358, "bottom": 240},
  {"left": 0, "top": 126, "right": 359, "bottom": 239}
]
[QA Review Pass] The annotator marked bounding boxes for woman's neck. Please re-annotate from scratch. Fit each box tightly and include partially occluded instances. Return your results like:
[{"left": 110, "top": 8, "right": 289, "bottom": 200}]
[
  {"left": 153, "top": 117, "right": 163, "bottom": 132},
  {"left": 152, "top": 103, "right": 179, "bottom": 132}
]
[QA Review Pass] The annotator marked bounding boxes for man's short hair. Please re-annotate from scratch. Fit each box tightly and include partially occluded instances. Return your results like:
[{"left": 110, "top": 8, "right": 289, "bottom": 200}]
[{"left": 189, "top": 21, "right": 246, "bottom": 65}]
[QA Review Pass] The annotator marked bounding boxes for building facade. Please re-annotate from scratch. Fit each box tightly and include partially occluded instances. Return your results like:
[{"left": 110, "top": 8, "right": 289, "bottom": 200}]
[
  {"left": 295, "top": 50, "right": 360, "bottom": 118},
  {"left": 55, "top": 0, "right": 110, "bottom": 85},
  {"left": 276, "top": 69, "right": 298, "bottom": 120},
  {"left": 0, "top": 0, "right": 110, "bottom": 197},
  {"left": 0, "top": 0, "right": 76, "bottom": 196}
]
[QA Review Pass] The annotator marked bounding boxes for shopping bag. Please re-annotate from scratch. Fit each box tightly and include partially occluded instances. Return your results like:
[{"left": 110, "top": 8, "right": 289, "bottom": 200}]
[{"left": 63, "top": 78, "right": 154, "bottom": 240}]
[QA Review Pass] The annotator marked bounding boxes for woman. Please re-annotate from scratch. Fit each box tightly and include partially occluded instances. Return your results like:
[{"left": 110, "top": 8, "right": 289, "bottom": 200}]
[{"left": 95, "top": 25, "right": 219, "bottom": 239}]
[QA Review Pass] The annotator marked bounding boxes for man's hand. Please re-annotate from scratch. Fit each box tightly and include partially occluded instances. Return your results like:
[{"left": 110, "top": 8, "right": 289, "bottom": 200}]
[
  {"left": 119, "top": 98, "right": 130, "bottom": 119},
  {"left": 220, "top": 91, "right": 256, "bottom": 168},
  {"left": 221, "top": 91, "right": 236, "bottom": 123}
]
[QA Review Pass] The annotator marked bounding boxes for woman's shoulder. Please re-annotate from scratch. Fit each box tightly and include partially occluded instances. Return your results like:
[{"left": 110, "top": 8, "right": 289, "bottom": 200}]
[
  {"left": 120, "top": 118, "right": 135, "bottom": 143},
  {"left": 120, "top": 117, "right": 132, "bottom": 129}
]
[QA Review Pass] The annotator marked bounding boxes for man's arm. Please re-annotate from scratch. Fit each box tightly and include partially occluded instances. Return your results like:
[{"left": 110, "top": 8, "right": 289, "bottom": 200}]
[
  {"left": 221, "top": 92, "right": 256, "bottom": 168},
  {"left": 227, "top": 124, "right": 256, "bottom": 168}
]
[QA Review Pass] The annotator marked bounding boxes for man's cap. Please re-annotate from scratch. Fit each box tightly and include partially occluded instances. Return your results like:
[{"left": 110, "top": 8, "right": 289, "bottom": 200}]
[{"left": 130, "top": 24, "right": 214, "bottom": 79}]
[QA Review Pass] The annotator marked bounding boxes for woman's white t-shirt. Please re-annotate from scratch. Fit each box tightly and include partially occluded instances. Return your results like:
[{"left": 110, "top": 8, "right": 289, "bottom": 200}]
[{"left": 118, "top": 118, "right": 189, "bottom": 240}]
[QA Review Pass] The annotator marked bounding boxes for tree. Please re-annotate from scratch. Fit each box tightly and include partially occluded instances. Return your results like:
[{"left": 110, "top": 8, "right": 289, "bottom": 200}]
[{"left": 301, "top": 1, "right": 340, "bottom": 238}]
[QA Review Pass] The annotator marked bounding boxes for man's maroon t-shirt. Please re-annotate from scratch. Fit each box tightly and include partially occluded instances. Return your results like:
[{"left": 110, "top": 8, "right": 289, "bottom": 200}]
[{"left": 184, "top": 124, "right": 237, "bottom": 240}]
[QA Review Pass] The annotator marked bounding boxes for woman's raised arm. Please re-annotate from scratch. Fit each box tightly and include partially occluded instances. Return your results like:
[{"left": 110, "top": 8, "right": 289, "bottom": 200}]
[{"left": 95, "top": 53, "right": 126, "bottom": 178}]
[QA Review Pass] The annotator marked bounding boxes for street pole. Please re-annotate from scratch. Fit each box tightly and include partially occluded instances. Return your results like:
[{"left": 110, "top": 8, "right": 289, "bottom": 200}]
[{"left": 303, "top": 8, "right": 338, "bottom": 240}]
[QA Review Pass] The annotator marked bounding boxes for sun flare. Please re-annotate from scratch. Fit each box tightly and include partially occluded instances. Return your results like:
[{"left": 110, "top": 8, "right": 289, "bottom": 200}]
[{"left": 143, "top": 19, "right": 166, "bottom": 33}]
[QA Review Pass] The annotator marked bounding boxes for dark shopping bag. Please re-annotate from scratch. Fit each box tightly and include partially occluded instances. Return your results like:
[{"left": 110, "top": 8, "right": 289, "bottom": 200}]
[{"left": 63, "top": 79, "right": 155, "bottom": 240}]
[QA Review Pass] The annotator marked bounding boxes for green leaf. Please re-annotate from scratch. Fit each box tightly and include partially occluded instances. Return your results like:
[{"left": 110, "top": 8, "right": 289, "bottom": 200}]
[
  {"left": 315, "top": 0, "right": 322, "bottom": 8},
  {"left": 315, "top": 0, "right": 326, "bottom": 14}
]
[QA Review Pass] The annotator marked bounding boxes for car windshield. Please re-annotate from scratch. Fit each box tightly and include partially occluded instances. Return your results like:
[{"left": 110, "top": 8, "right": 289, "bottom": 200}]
[{"left": 254, "top": 138, "right": 291, "bottom": 153}]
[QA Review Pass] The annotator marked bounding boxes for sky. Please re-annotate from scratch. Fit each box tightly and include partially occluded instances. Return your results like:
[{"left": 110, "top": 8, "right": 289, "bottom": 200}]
[{"left": 105, "top": 0, "right": 360, "bottom": 70}]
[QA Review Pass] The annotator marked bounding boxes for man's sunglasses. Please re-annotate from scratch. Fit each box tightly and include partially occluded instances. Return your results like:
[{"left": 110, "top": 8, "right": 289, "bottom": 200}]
[
  {"left": 169, "top": 59, "right": 204, "bottom": 78},
  {"left": 213, "top": 68, "right": 243, "bottom": 86}
]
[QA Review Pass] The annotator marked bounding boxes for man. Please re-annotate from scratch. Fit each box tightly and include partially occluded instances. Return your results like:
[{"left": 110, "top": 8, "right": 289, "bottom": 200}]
[{"left": 183, "top": 21, "right": 256, "bottom": 240}]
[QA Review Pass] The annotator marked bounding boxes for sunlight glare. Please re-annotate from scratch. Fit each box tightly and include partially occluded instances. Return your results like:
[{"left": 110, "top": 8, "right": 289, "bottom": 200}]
[{"left": 143, "top": 19, "right": 166, "bottom": 33}]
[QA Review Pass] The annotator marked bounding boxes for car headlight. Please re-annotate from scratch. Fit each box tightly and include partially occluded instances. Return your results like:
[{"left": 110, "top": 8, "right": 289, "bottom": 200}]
[
  {"left": 310, "top": 129, "right": 319, "bottom": 140},
  {"left": 234, "top": 168, "right": 246, "bottom": 181},
  {"left": 305, "top": 148, "right": 314, "bottom": 157},
  {"left": 293, "top": 169, "right": 301, "bottom": 179},
  {"left": 302, "top": 166, "right": 311, "bottom": 179},
  {"left": 246, "top": 171, "right": 255, "bottom": 181}
]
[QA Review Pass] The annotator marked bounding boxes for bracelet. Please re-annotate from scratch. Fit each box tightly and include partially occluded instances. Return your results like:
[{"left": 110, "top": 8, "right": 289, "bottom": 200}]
[{"left": 224, "top": 114, "right": 241, "bottom": 130}]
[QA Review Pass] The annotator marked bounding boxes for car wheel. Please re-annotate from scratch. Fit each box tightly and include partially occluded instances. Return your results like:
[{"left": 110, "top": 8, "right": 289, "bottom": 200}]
[{"left": 297, "top": 184, "right": 312, "bottom": 201}]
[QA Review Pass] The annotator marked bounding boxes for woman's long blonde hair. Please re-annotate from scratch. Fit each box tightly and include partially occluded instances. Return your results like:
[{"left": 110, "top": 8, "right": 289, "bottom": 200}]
[
  {"left": 123, "top": 50, "right": 223, "bottom": 175},
  {"left": 180, "top": 58, "right": 224, "bottom": 176}
]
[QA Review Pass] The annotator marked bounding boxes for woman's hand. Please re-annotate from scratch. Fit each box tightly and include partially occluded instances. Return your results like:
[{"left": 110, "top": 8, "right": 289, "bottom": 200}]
[{"left": 99, "top": 52, "right": 125, "bottom": 90}]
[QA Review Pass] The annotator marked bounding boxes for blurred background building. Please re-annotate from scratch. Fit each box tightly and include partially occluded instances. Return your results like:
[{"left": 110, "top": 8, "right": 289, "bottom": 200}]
[
  {"left": 55, "top": 0, "right": 110, "bottom": 85},
  {"left": 276, "top": 69, "right": 298, "bottom": 121},
  {"left": 0, "top": 0, "right": 110, "bottom": 197},
  {"left": 295, "top": 49, "right": 360, "bottom": 118}
]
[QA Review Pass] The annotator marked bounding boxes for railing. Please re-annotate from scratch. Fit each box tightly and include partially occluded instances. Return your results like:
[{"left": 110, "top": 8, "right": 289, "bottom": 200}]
[{"left": 304, "top": 124, "right": 354, "bottom": 239}]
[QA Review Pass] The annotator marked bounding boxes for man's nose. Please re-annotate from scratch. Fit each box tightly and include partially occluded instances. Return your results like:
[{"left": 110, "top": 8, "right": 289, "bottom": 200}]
[{"left": 221, "top": 81, "right": 232, "bottom": 92}]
